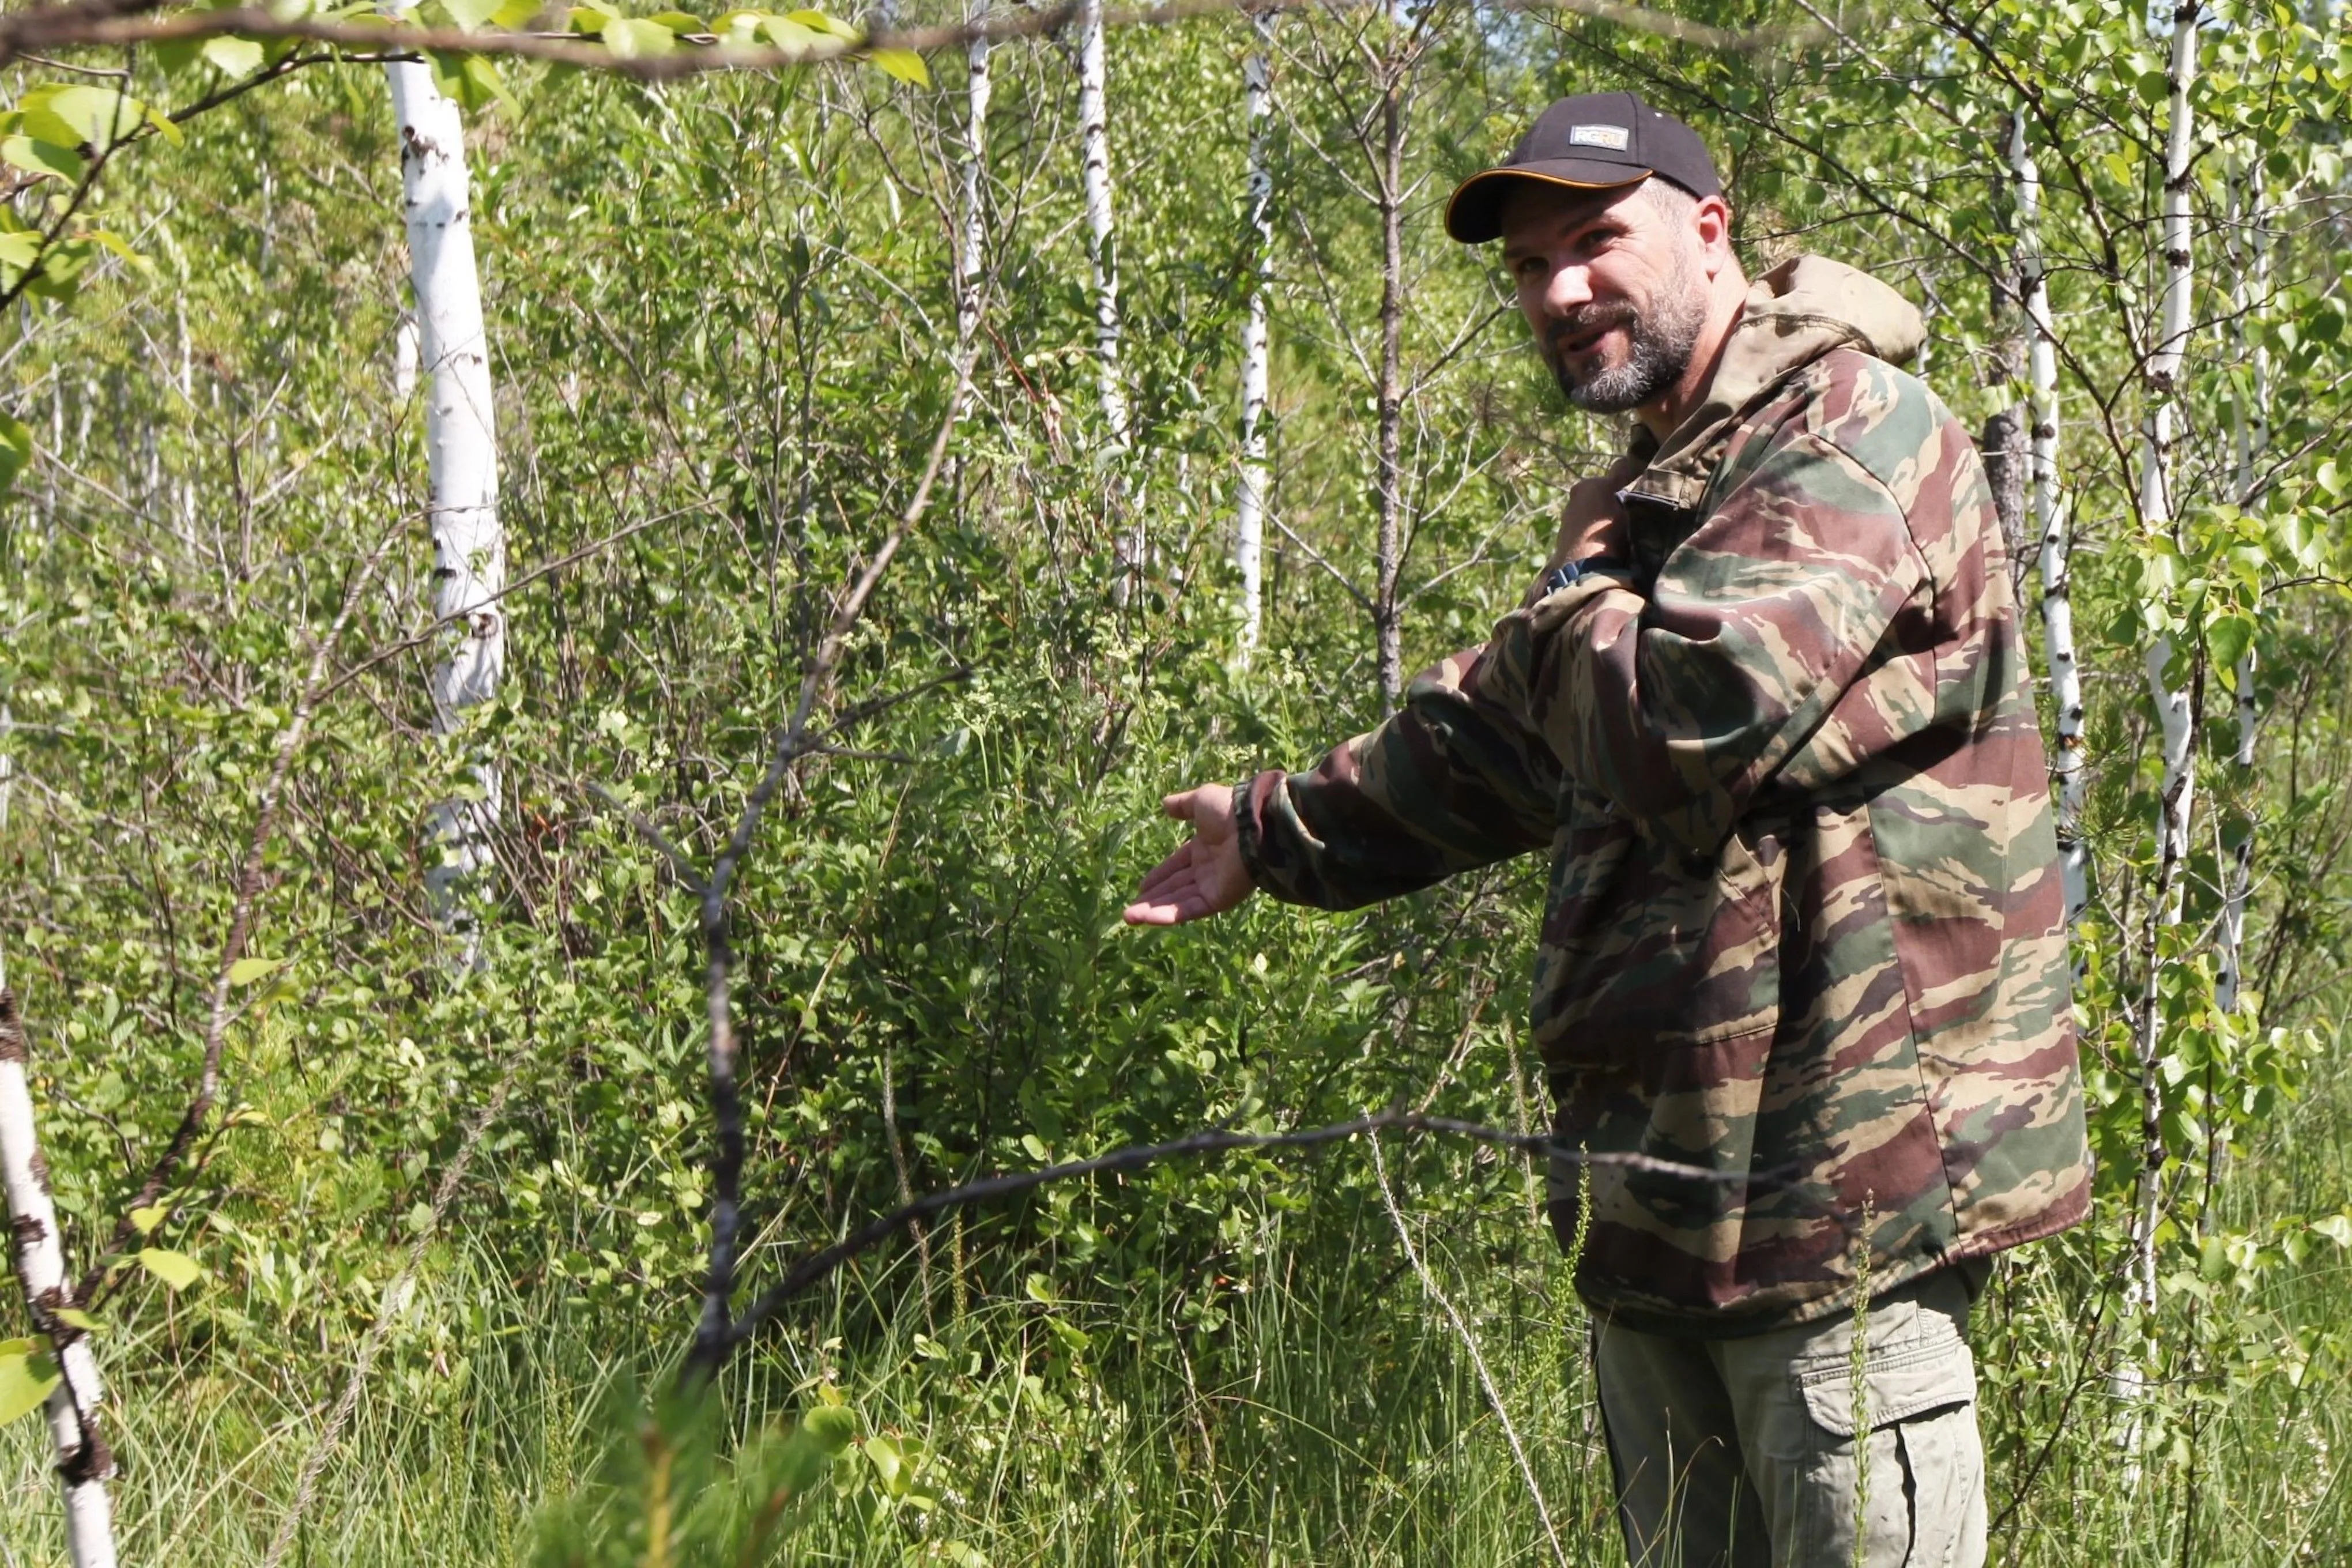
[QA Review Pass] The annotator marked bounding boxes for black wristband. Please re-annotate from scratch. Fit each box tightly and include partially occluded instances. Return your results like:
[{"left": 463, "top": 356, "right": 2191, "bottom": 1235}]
[{"left": 1539, "top": 556, "right": 1632, "bottom": 595}]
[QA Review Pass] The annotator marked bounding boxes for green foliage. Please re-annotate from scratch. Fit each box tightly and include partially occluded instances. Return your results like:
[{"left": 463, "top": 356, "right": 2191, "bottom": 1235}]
[{"left": 0, "top": 0, "right": 2349, "bottom": 1561}]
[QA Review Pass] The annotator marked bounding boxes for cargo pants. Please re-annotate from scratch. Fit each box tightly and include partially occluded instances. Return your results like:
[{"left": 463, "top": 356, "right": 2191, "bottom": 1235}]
[{"left": 1592, "top": 1267, "right": 1988, "bottom": 1568}]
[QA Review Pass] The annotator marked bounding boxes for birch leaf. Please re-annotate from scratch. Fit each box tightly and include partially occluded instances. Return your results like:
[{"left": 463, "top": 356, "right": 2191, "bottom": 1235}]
[
  {"left": 50, "top": 1308, "right": 98, "bottom": 1331},
  {"left": 17, "top": 85, "right": 144, "bottom": 153},
  {"left": 202, "top": 36, "right": 267, "bottom": 77},
  {"left": 0, "top": 1352, "right": 59, "bottom": 1426},
  {"left": 129, "top": 1205, "right": 168, "bottom": 1235},
  {"left": 1, "top": 135, "right": 83, "bottom": 182},
  {"left": 601, "top": 18, "right": 678, "bottom": 58},
  {"left": 227, "top": 956, "right": 284, "bottom": 985},
  {"left": 785, "top": 7, "right": 860, "bottom": 39},
  {"left": 758, "top": 15, "right": 823, "bottom": 50},
  {"left": 444, "top": 0, "right": 505, "bottom": 28},
  {"left": 137, "top": 1248, "right": 202, "bottom": 1290},
  {"left": 869, "top": 48, "right": 929, "bottom": 86}
]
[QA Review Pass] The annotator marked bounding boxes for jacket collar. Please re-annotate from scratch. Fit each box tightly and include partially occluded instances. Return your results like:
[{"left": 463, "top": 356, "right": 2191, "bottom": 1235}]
[{"left": 1617, "top": 255, "right": 1927, "bottom": 512}]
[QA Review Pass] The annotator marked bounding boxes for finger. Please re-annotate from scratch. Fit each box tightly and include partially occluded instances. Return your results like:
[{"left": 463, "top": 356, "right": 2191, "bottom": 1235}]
[
  {"left": 1161, "top": 790, "right": 1198, "bottom": 823},
  {"left": 1129, "top": 843, "right": 1195, "bottom": 902},
  {"left": 1123, "top": 865, "right": 1205, "bottom": 925}
]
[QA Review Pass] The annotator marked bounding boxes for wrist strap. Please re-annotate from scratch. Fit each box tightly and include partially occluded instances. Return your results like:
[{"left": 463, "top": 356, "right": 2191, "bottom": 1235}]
[{"left": 1539, "top": 556, "right": 1631, "bottom": 596}]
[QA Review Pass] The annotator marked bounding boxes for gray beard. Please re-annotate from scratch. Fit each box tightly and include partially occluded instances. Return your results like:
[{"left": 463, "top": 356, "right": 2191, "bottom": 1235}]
[{"left": 1550, "top": 254, "right": 1708, "bottom": 416}]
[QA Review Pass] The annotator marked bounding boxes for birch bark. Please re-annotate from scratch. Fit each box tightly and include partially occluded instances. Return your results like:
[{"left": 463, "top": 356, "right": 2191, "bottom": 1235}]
[
  {"left": 1235, "top": 16, "right": 1275, "bottom": 661},
  {"left": 956, "top": 0, "right": 990, "bottom": 358},
  {"left": 0, "top": 993, "right": 116, "bottom": 1568},
  {"left": 2125, "top": 0, "right": 2202, "bottom": 1359},
  {"left": 385, "top": 27, "right": 504, "bottom": 968},
  {"left": 1076, "top": 0, "right": 1137, "bottom": 593},
  {"left": 2218, "top": 156, "right": 2267, "bottom": 1018},
  {"left": 2012, "top": 113, "right": 2087, "bottom": 937}
]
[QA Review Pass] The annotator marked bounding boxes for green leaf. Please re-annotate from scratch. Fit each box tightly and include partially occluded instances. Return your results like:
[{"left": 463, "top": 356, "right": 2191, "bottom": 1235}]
[
  {"left": 0, "top": 1352, "right": 59, "bottom": 1426},
  {"left": 201, "top": 36, "right": 266, "bottom": 77},
  {"left": 461, "top": 56, "right": 522, "bottom": 116},
  {"left": 0, "top": 413, "right": 31, "bottom": 499},
  {"left": 128, "top": 1205, "right": 167, "bottom": 1236},
  {"left": 227, "top": 956, "right": 284, "bottom": 985},
  {"left": 868, "top": 48, "right": 928, "bottom": 85},
  {"left": 2313, "top": 1213, "right": 2352, "bottom": 1249},
  {"left": 137, "top": 1248, "right": 202, "bottom": 1290},
  {"left": 862, "top": 1433, "right": 913, "bottom": 1494},
  {"left": 646, "top": 10, "right": 710, "bottom": 31},
  {"left": 801, "top": 1403, "right": 857, "bottom": 1452},
  {"left": 141, "top": 104, "right": 184, "bottom": 148},
  {"left": 785, "top": 7, "right": 859, "bottom": 39},
  {"left": 1, "top": 136, "right": 83, "bottom": 182},
  {"left": 49, "top": 1307, "right": 98, "bottom": 1331},
  {"left": 601, "top": 17, "right": 677, "bottom": 57},
  {"left": 2207, "top": 613, "right": 2256, "bottom": 677},
  {"left": 757, "top": 14, "right": 822, "bottom": 49},
  {"left": 17, "top": 84, "right": 144, "bottom": 152},
  {"left": 443, "top": 0, "right": 505, "bottom": 28}
]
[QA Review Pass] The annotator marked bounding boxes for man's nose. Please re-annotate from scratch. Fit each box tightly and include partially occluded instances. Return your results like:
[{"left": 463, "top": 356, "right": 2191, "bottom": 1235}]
[{"left": 1542, "top": 264, "right": 1595, "bottom": 318}]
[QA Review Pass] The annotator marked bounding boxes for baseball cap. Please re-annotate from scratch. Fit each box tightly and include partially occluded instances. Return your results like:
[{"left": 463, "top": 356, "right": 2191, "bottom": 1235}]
[{"left": 1445, "top": 92, "right": 1722, "bottom": 244}]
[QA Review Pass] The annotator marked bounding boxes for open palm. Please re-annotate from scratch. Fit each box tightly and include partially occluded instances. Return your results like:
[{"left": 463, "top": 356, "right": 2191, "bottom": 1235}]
[{"left": 1122, "top": 784, "right": 1256, "bottom": 926}]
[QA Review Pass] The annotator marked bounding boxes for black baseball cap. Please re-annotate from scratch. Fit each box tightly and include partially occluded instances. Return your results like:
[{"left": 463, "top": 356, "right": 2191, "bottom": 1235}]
[{"left": 1445, "top": 92, "right": 1722, "bottom": 244}]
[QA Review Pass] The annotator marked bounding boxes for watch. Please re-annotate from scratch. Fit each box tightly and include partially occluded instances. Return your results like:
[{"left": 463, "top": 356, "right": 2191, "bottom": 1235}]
[{"left": 1539, "top": 556, "right": 1632, "bottom": 595}]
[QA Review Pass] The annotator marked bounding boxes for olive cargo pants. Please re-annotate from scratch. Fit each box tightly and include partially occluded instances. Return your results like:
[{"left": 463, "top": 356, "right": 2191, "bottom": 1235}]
[{"left": 1592, "top": 1269, "right": 1988, "bottom": 1568}]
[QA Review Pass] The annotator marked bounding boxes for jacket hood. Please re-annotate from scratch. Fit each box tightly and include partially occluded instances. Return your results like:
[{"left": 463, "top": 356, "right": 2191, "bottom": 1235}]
[{"left": 1630, "top": 255, "right": 1927, "bottom": 507}]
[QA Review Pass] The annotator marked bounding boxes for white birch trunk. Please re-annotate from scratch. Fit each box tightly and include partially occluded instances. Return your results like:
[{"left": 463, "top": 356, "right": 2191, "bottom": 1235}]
[
  {"left": 1235, "top": 18, "right": 1275, "bottom": 661},
  {"left": 956, "top": 0, "right": 990, "bottom": 356},
  {"left": 386, "top": 27, "right": 504, "bottom": 967},
  {"left": 2012, "top": 114, "right": 2087, "bottom": 935},
  {"left": 0, "top": 994, "right": 117, "bottom": 1568},
  {"left": 2120, "top": 6, "right": 2202, "bottom": 1434},
  {"left": 2218, "top": 156, "right": 2268, "bottom": 1017},
  {"left": 1077, "top": 0, "right": 1137, "bottom": 595}
]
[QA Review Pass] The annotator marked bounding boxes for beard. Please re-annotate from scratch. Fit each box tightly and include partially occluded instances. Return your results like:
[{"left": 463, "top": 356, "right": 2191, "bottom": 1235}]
[{"left": 1545, "top": 246, "right": 1709, "bottom": 415}]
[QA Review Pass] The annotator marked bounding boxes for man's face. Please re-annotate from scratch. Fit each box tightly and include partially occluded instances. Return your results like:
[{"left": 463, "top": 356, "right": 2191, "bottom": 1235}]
[{"left": 1499, "top": 180, "right": 1712, "bottom": 414}]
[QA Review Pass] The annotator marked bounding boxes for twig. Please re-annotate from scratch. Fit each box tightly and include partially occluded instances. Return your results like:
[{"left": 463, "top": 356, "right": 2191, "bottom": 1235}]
[
  {"left": 0, "top": 0, "right": 1817, "bottom": 78},
  {"left": 719, "top": 1110, "right": 1797, "bottom": 1351}
]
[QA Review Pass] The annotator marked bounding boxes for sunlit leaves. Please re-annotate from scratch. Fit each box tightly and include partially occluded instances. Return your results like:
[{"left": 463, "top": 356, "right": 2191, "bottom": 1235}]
[{"left": 0, "top": 1343, "right": 59, "bottom": 1426}]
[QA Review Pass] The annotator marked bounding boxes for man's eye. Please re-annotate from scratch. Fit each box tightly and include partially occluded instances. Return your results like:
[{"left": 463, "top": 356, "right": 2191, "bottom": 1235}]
[{"left": 1514, "top": 257, "right": 1546, "bottom": 279}]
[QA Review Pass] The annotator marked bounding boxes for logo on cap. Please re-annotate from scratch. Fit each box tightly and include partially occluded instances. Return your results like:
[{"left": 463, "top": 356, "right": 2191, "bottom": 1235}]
[{"left": 1568, "top": 124, "right": 1631, "bottom": 150}]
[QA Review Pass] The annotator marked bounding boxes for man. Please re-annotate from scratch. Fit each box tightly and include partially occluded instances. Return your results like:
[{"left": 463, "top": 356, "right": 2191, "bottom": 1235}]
[{"left": 1122, "top": 93, "right": 2090, "bottom": 1567}]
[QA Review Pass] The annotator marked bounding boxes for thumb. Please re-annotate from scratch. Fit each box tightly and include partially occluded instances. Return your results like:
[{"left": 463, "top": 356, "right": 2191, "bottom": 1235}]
[{"left": 1162, "top": 789, "right": 1198, "bottom": 823}]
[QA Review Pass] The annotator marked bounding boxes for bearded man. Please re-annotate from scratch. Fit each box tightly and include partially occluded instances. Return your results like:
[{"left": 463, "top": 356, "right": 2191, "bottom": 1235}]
[{"left": 1124, "top": 93, "right": 2090, "bottom": 1567}]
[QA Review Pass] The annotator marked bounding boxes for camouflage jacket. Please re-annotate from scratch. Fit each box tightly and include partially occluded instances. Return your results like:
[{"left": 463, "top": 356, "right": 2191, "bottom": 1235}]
[{"left": 1235, "top": 256, "right": 2090, "bottom": 1335}]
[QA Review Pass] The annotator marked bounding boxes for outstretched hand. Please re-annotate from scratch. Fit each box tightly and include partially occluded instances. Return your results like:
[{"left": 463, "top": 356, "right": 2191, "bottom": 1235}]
[{"left": 1122, "top": 783, "right": 1256, "bottom": 926}]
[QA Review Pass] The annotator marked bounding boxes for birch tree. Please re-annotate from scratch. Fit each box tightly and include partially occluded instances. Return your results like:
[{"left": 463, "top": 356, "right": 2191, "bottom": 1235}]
[
  {"left": 1076, "top": 0, "right": 1137, "bottom": 594},
  {"left": 385, "top": 25, "right": 506, "bottom": 968},
  {"left": 2011, "top": 112, "right": 2087, "bottom": 935},
  {"left": 957, "top": 0, "right": 990, "bottom": 359},
  {"left": 2218, "top": 157, "right": 2268, "bottom": 1019},
  {"left": 2125, "top": 0, "right": 2202, "bottom": 1361},
  {"left": 1235, "top": 14, "right": 1275, "bottom": 661},
  {"left": 0, "top": 993, "right": 116, "bottom": 1568}
]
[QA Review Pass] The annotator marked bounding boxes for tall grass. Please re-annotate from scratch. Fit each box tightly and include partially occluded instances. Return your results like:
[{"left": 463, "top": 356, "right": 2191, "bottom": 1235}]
[{"left": 5, "top": 1052, "right": 2347, "bottom": 1566}]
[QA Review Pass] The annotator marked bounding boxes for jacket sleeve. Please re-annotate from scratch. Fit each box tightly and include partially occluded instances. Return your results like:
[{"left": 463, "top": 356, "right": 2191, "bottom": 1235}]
[
  {"left": 1234, "top": 646, "right": 1561, "bottom": 911},
  {"left": 1478, "top": 425, "right": 1932, "bottom": 854}
]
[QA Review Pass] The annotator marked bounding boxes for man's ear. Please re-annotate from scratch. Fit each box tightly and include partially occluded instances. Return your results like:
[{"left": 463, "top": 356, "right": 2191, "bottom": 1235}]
[{"left": 1694, "top": 193, "right": 1735, "bottom": 274}]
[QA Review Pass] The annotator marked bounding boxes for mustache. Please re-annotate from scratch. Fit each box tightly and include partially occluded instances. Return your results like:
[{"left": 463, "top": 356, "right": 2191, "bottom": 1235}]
[{"left": 1546, "top": 301, "right": 1639, "bottom": 353}]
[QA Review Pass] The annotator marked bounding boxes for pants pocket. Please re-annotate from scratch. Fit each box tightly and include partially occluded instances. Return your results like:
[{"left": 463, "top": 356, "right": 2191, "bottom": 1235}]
[{"left": 1783, "top": 1331, "right": 1985, "bottom": 1568}]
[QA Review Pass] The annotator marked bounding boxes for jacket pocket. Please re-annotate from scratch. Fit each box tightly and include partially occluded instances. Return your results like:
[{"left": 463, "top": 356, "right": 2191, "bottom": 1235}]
[{"left": 1533, "top": 801, "right": 1786, "bottom": 1061}]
